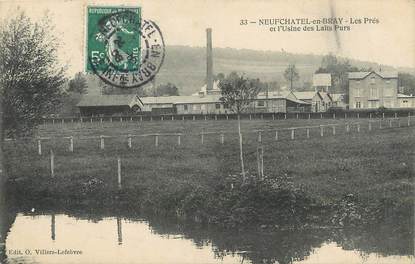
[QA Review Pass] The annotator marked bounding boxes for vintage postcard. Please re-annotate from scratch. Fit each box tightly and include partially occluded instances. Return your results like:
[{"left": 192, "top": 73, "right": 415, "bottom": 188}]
[{"left": 0, "top": 0, "right": 414, "bottom": 263}]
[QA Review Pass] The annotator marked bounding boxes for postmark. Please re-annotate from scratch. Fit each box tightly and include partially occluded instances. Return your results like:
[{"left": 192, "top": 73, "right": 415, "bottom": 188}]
[{"left": 86, "top": 7, "right": 165, "bottom": 88}]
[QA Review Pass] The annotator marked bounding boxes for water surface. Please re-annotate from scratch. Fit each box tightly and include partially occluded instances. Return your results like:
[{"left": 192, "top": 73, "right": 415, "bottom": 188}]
[{"left": 4, "top": 213, "right": 413, "bottom": 264}]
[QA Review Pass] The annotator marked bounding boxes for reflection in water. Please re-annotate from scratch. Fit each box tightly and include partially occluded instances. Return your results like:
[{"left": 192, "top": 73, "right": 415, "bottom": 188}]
[
  {"left": 4, "top": 213, "right": 414, "bottom": 264},
  {"left": 117, "top": 217, "right": 122, "bottom": 245},
  {"left": 50, "top": 215, "right": 55, "bottom": 241}
]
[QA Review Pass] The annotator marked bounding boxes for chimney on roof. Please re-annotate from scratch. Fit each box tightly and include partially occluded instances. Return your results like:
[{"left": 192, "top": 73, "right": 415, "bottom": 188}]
[{"left": 206, "top": 28, "right": 213, "bottom": 92}]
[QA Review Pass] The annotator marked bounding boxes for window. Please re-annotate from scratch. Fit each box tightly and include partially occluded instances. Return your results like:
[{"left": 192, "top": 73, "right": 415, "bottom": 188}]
[
  {"left": 215, "top": 103, "right": 221, "bottom": 109},
  {"left": 223, "top": 103, "right": 229, "bottom": 109},
  {"left": 257, "top": 101, "right": 265, "bottom": 107},
  {"left": 183, "top": 104, "right": 188, "bottom": 111},
  {"left": 386, "top": 80, "right": 390, "bottom": 84},
  {"left": 370, "top": 77, "right": 376, "bottom": 84},
  {"left": 355, "top": 102, "right": 361, "bottom": 108},
  {"left": 370, "top": 87, "right": 378, "bottom": 98},
  {"left": 403, "top": 100, "right": 408, "bottom": 103}
]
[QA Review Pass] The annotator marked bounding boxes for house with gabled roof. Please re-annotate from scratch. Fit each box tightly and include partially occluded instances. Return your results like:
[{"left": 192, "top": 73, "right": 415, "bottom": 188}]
[
  {"left": 348, "top": 71, "right": 398, "bottom": 109},
  {"left": 293, "top": 91, "right": 333, "bottom": 112}
]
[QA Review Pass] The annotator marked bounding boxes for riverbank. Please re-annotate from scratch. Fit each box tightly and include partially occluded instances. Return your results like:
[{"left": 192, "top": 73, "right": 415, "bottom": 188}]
[{"left": 3, "top": 119, "right": 414, "bottom": 230}]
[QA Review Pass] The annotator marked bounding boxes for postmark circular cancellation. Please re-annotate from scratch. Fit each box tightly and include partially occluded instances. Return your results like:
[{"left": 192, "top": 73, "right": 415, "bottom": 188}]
[{"left": 87, "top": 8, "right": 165, "bottom": 88}]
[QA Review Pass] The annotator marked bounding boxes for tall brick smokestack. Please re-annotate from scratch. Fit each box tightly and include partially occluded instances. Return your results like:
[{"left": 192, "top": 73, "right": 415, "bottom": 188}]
[{"left": 206, "top": 28, "right": 213, "bottom": 92}]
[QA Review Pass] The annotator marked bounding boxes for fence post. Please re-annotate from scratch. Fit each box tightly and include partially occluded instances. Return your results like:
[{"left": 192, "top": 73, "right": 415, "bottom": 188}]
[
  {"left": 389, "top": 119, "right": 392, "bottom": 128},
  {"left": 357, "top": 113, "right": 360, "bottom": 119},
  {"left": 249, "top": 114, "right": 252, "bottom": 120},
  {"left": 258, "top": 131, "right": 262, "bottom": 143},
  {"left": 261, "top": 114, "right": 263, "bottom": 120},
  {"left": 284, "top": 113, "right": 287, "bottom": 120},
  {"left": 37, "top": 139, "right": 42, "bottom": 155},
  {"left": 320, "top": 113, "right": 323, "bottom": 119},
  {"left": 345, "top": 113, "right": 347, "bottom": 119},
  {"left": 306, "top": 128, "right": 310, "bottom": 139},
  {"left": 110, "top": 117, "right": 113, "bottom": 123},
  {"left": 296, "top": 113, "right": 298, "bottom": 119},
  {"left": 130, "top": 117, "right": 133, "bottom": 122},
  {"left": 220, "top": 133, "right": 224, "bottom": 144},
  {"left": 90, "top": 118, "right": 93, "bottom": 123},
  {"left": 333, "top": 113, "right": 336, "bottom": 119},
  {"left": 69, "top": 136, "right": 74, "bottom": 152},
  {"left": 117, "top": 157, "right": 122, "bottom": 190},
  {"left": 369, "top": 122, "right": 372, "bottom": 131},
  {"left": 308, "top": 113, "right": 311, "bottom": 120},
  {"left": 215, "top": 115, "right": 217, "bottom": 121},
  {"left": 50, "top": 149, "right": 55, "bottom": 178},
  {"left": 100, "top": 136, "right": 105, "bottom": 150},
  {"left": 177, "top": 135, "right": 181, "bottom": 146},
  {"left": 272, "top": 114, "right": 275, "bottom": 120},
  {"left": 369, "top": 113, "right": 372, "bottom": 119},
  {"left": 62, "top": 119, "right": 64, "bottom": 125},
  {"left": 379, "top": 120, "right": 382, "bottom": 129},
  {"left": 150, "top": 116, "right": 153, "bottom": 122},
  {"left": 346, "top": 124, "right": 350, "bottom": 133},
  {"left": 161, "top": 116, "right": 164, "bottom": 121},
  {"left": 127, "top": 134, "right": 132, "bottom": 149},
  {"left": 291, "top": 129, "right": 295, "bottom": 140},
  {"left": 257, "top": 146, "right": 264, "bottom": 180},
  {"left": 140, "top": 116, "right": 143, "bottom": 122},
  {"left": 155, "top": 135, "right": 159, "bottom": 147},
  {"left": 193, "top": 115, "right": 196, "bottom": 121},
  {"left": 52, "top": 119, "right": 55, "bottom": 125},
  {"left": 408, "top": 114, "right": 411, "bottom": 127},
  {"left": 357, "top": 123, "right": 361, "bottom": 133},
  {"left": 201, "top": 133, "right": 204, "bottom": 144},
  {"left": 382, "top": 112, "right": 385, "bottom": 119},
  {"left": 172, "top": 115, "right": 174, "bottom": 121},
  {"left": 275, "top": 131, "right": 278, "bottom": 141},
  {"left": 332, "top": 125, "right": 336, "bottom": 135},
  {"left": 394, "top": 113, "right": 397, "bottom": 118},
  {"left": 398, "top": 118, "right": 401, "bottom": 127},
  {"left": 320, "top": 125, "right": 324, "bottom": 137},
  {"left": 100, "top": 118, "right": 103, "bottom": 124}
]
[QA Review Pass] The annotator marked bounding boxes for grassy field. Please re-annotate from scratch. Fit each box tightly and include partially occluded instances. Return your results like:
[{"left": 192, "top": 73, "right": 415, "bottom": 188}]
[{"left": 4, "top": 117, "right": 415, "bottom": 229}]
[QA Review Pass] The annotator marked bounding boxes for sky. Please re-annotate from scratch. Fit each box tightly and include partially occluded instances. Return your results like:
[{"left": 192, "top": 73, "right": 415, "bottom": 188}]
[{"left": 0, "top": 0, "right": 414, "bottom": 77}]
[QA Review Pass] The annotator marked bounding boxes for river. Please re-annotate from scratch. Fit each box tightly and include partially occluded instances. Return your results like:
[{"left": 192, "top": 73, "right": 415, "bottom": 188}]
[{"left": 2, "top": 210, "right": 413, "bottom": 264}]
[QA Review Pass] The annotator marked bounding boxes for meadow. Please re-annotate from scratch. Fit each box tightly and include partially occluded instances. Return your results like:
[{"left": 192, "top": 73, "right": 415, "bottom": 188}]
[{"left": 4, "top": 117, "right": 414, "bottom": 229}]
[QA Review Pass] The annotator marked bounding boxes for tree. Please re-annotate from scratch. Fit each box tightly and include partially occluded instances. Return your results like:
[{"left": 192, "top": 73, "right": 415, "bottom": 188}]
[
  {"left": 283, "top": 64, "right": 300, "bottom": 91},
  {"left": 0, "top": 12, "right": 65, "bottom": 137},
  {"left": 154, "top": 83, "right": 179, "bottom": 96},
  {"left": 68, "top": 72, "right": 87, "bottom": 94},
  {"left": 315, "top": 54, "right": 360, "bottom": 95},
  {"left": 398, "top": 72, "right": 415, "bottom": 95},
  {"left": 219, "top": 72, "right": 261, "bottom": 181}
]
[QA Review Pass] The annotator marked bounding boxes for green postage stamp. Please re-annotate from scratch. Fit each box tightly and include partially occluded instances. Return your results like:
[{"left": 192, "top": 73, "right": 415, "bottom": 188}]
[{"left": 86, "top": 6, "right": 164, "bottom": 88}]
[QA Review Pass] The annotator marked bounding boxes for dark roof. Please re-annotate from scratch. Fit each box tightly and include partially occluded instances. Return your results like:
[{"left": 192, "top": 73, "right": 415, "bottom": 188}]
[
  {"left": 348, "top": 71, "right": 398, "bottom": 80},
  {"left": 77, "top": 94, "right": 140, "bottom": 107}
]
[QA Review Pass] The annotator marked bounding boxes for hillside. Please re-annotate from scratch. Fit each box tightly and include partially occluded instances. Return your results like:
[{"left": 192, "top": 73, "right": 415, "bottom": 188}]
[{"left": 86, "top": 45, "right": 415, "bottom": 95}]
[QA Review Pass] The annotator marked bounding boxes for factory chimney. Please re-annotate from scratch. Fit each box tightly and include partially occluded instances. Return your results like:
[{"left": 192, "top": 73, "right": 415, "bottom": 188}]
[{"left": 206, "top": 28, "right": 213, "bottom": 92}]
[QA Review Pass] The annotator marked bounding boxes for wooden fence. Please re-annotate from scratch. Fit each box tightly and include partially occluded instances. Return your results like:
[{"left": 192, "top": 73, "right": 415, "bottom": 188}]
[
  {"left": 6, "top": 116, "right": 409, "bottom": 156},
  {"left": 6, "top": 116, "right": 412, "bottom": 190},
  {"left": 40, "top": 111, "right": 414, "bottom": 127}
]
